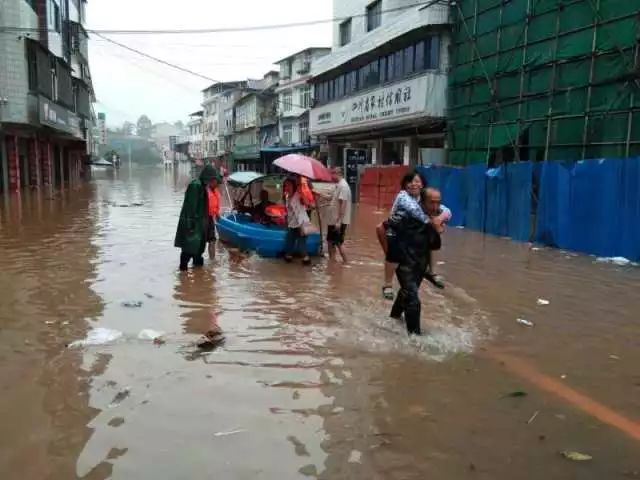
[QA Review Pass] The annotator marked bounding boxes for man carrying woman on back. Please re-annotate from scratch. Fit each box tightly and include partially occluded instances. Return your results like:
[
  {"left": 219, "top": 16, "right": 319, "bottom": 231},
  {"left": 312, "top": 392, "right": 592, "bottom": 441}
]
[{"left": 375, "top": 171, "right": 450, "bottom": 335}]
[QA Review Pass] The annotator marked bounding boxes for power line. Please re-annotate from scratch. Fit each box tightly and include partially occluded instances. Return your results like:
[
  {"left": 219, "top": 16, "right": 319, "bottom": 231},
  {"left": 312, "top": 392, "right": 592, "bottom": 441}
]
[
  {"left": 94, "top": 33, "right": 313, "bottom": 110},
  {"left": 0, "top": 1, "right": 447, "bottom": 35}
]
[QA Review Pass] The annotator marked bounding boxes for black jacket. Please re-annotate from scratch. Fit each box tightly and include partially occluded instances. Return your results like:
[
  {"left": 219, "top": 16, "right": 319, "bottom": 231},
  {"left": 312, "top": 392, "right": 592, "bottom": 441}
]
[{"left": 387, "top": 214, "right": 441, "bottom": 271}]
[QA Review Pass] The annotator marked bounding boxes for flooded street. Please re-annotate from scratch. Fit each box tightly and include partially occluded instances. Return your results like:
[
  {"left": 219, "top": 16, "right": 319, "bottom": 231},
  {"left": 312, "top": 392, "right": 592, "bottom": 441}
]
[{"left": 1, "top": 165, "right": 639, "bottom": 479}]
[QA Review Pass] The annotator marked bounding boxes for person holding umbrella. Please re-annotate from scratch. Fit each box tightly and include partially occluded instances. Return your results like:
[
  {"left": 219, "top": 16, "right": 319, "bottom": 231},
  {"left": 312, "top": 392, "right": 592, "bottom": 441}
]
[
  {"left": 283, "top": 177, "right": 312, "bottom": 266},
  {"left": 174, "top": 165, "right": 221, "bottom": 271}
]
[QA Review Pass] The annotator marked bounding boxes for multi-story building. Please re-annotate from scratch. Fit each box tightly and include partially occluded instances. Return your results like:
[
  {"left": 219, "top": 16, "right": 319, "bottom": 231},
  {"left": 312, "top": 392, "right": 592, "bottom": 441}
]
[
  {"left": 232, "top": 71, "right": 279, "bottom": 172},
  {"left": 187, "top": 111, "right": 203, "bottom": 161},
  {"left": 309, "top": 0, "right": 450, "bottom": 168},
  {"left": 201, "top": 81, "right": 247, "bottom": 167},
  {"left": 275, "top": 48, "right": 331, "bottom": 150},
  {"left": 0, "top": 0, "right": 96, "bottom": 193}
]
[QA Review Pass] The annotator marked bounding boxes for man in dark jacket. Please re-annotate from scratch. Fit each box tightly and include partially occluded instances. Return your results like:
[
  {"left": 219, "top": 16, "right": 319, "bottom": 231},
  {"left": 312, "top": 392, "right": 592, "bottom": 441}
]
[
  {"left": 175, "top": 165, "right": 220, "bottom": 271},
  {"left": 389, "top": 214, "right": 442, "bottom": 335}
]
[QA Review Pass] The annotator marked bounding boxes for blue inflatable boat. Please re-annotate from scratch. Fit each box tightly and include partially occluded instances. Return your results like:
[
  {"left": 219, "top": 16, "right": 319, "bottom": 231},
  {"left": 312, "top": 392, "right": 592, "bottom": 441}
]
[
  {"left": 218, "top": 172, "right": 322, "bottom": 258},
  {"left": 217, "top": 213, "right": 321, "bottom": 258}
]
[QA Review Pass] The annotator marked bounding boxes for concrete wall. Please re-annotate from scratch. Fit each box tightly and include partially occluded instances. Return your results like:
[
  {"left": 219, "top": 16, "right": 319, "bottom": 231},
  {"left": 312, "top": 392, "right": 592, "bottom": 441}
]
[{"left": 0, "top": 0, "right": 39, "bottom": 124}]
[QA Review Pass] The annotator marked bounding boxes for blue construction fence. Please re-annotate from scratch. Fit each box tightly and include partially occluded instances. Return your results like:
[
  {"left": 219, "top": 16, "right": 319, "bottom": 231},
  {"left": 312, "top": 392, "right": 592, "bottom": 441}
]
[{"left": 416, "top": 157, "right": 640, "bottom": 262}]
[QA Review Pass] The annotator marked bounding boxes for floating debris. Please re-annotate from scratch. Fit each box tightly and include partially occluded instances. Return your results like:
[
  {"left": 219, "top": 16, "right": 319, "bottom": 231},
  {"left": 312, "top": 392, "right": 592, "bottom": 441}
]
[
  {"left": 517, "top": 318, "right": 534, "bottom": 327},
  {"left": 527, "top": 411, "right": 540, "bottom": 424},
  {"left": 348, "top": 450, "right": 362, "bottom": 464},
  {"left": 536, "top": 298, "right": 550, "bottom": 306},
  {"left": 596, "top": 256, "right": 633, "bottom": 266},
  {"left": 109, "top": 387, "right": 131, "bottom": 408},
  {"left": 561, "top": 451, "right": 592, "bottom": 462},
  {"left": 213, "top": 429, "right": 245, "bottom": 437},
  {"left": 609, "top": 354, "right": 620, "bottom": 361},
  {"left": 504, "top": 391, "right": 528, "bottom": 398},
  {"left": 122, "top": 300, "right": 143, "bottom": 308},
  {"left": 69, "top": 328, "right": 123, "bottom": 347}
]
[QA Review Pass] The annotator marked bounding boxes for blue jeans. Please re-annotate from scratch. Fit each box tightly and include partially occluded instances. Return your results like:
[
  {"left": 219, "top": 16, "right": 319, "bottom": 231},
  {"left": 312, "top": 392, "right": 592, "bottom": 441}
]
[{"left": 284, "top": 227, "right": 307, "bottom": 256}]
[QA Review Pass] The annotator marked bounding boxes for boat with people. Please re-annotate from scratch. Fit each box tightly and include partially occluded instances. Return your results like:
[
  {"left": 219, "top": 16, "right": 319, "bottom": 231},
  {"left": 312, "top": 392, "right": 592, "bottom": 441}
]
[{"left": 217, "top": 171, "right": 323, "bottom": 258}]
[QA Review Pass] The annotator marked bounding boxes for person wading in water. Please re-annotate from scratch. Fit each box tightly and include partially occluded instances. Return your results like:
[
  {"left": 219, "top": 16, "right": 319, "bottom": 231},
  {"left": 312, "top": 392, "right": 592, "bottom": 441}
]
[{"left": 174, "top": 165, "right": 221, "bottom": 271}]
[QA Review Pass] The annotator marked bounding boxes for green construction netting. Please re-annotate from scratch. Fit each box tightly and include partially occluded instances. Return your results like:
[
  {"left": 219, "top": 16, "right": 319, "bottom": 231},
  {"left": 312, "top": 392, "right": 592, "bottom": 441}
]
[
  {"left": 500, "top": 23, "right": 526, "bottom": 50},
  {"left": 477, "top": 0, "right": 502, "bottom": 11},
  {"left": 588, "top": 112, "right": 628, "bottom": 143},
  {"left": 527, "top": 120, "right": 548, "bottom": 146},
  {"left": 497, "top": 73, "right": 520, "bottom": 100},
  {"left": 525, "top": 38, "right": 555, "bottom": 66},
  {"left": 477, "top": 9, "right": 502, "bottom": 35},
  {"left": 532, "top": 0, "right": 558, "bottom": 16},
  {"left": 502, "top": 0, "right": 528, "bottom": 25},
  {"left": 550, "top": 117, "right": 585, "bottom": 144},
  {"left": 449, "top": 1, "right": 640, "bottom": 159},
  {"left": 496, "top": 104, "right": 520, "bottom": 122},
  {"left": 584, "top": 143, "right": 627, "bottom": 159},
  {"left": 556, "top": 28, "right": 593, "bottom": 60},
  {"left": 528, "top": 11, "right": 557, "bottom": 43},
  {"left": 597, "top": 17, "right": 638, "bottom": 51},
  {"left": 477, "top": 31, "right": 498, "bottom": 57},
  {"left": 497, "top": 47, "right": 524, "bottom": 73},
  {"left": 527, "top": 97, "right": 549, "bottom": 119},
  {"left": 490, "top": 124, "right": 520, "bottom": 147},
  {"left": 590, "top": 84, "right": 631, "bottom": 112},
  {"left": 551, "top": 87, "right": 588, "bottom": 115},
  {"left": 558, "top": 1, "right": 594, "bottom": 33},
  {"left": 527, "top": 68, "right": 552, "bottom": 95},
  {"left": 593, "top": 52, "right": 632, "bottom": 84},
  {"left": 556, "top": 60, "right": 590, "bottom": 89},
  {"left": 599, "top": 0, "right": 639, "bottom": 20},
  {"left": 632, "top": 113, "right": 640, "bottom": 141}
]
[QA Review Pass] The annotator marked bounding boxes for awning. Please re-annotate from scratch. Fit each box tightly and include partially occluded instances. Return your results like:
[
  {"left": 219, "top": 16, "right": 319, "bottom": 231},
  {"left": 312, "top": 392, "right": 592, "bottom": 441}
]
[
  {"left": 260, "top": 144, "right": 317, "bottom": 154},
  {"left": 227, "top": 171, "right": 264, "bottom": 187}
]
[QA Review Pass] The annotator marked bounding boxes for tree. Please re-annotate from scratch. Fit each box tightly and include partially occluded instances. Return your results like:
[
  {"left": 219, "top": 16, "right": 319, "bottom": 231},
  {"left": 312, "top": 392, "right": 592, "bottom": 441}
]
[
  {"left": 137, "top": 115, "right": 153, "bottom": 138},
  {"left": 173, "top": 120, "right": 185, "bottom": 131},
  {"left": 121, "top": 121, "right": 135, "bottom": 136}
]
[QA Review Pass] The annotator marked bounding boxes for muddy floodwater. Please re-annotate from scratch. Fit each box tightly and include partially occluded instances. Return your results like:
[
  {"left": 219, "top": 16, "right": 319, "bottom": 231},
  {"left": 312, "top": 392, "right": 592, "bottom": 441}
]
[{"left": 1, "top": 165, "right": 639, "bottom": 479}]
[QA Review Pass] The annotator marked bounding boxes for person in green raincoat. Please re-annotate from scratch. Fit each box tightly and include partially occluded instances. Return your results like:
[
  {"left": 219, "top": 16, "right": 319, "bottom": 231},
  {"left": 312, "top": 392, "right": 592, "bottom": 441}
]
[{"left": 175, "top": 165, "right": 221, "bottom": 271}]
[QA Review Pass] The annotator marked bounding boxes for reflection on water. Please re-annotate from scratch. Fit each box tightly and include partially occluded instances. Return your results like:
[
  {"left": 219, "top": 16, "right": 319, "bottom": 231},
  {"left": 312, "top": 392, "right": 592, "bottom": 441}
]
[{"left": 1, "top": 164, "right": 639, "bottom": 479}]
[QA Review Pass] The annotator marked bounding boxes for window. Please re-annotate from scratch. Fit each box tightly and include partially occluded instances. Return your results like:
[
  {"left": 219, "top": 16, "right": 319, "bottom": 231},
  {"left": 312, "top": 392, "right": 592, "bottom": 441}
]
[
  {"left": 415, "top": 40, "right": 425, "bottom": 71},
  {"left": 299, "top": 121, "right": 309, "bottom": 144},
  {"left": 366, "top": 0, "right": 382, "bottom": 32},
  {"left": 339, "top": 18, "right": 352, "bottom": 46},
  {"left": 281, "top": 60, "right": 292, "bottom": 79},
  {"left": 298, "top": 86, "right": 311, "bottom": 109},
  {"left": 426, "top": 36, "right": 441, "bottom": 69},
  {"left": 282, "top": 124, "right": 293, "bottom": 145},
  {"left": 334, "top": 75, "right": 345, "bottom": 99},
  {"left": 50, "top": 56, "right": 58, "bottom": 101},
  {"left": 53, "top": 1, "right": 60, "bottom": 32},
  {"left": 404, "top": 45, "right": 415, "bottom": 76},
  {"left": 393, "top": 50, "right": 404, "bottom": 79},
  {"left": 282, "top": 91, "right": 292, "bottom": 112}
]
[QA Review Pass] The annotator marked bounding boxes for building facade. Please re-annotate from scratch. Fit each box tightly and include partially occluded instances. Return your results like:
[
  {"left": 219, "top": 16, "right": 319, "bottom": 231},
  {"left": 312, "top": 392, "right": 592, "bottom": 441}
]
[
  {"left": 448, "top": 0, "right": 640, "bottom": 166},
  {"left": 309, "top": 0, "right": 450, "bottom": 169},
  {"left": 187, "top": 111, "right": 203, "bottom": 161},
  {"left": 232, "top": 72, "right": 279, "bottom": 171},
  {"left": 201, "top": 81, "right": 247, "bottom": 166},
  {"left": 0, "top": 0, "right": 95, "bottom": 194},
  {"left": 275, "top": 48, "right": 331, "bottom": 150}
]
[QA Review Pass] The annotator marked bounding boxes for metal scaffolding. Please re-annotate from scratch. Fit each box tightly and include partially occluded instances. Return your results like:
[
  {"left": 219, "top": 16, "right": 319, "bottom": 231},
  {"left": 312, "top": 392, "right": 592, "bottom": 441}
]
[{"left": 447, "top": 0, "right": 640, "bottom": 166}]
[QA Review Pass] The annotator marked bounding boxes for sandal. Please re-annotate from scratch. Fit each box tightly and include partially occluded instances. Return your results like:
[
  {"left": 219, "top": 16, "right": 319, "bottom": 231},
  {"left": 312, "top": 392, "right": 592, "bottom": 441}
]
[
  {"left": 424, "top": 272, "right": 445, "bottom": 290},
  {"left": 382, "top": 286, "right": 394, "bottom": 300},
  {"left": 302, "top": 256, "right": 311, "bottom": 266}
]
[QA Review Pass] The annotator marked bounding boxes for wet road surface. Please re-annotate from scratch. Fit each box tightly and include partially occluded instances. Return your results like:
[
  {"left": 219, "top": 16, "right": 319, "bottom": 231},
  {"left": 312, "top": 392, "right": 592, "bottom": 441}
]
[{"left": 0, "top": 165, "right": 639, "bottom": 479}]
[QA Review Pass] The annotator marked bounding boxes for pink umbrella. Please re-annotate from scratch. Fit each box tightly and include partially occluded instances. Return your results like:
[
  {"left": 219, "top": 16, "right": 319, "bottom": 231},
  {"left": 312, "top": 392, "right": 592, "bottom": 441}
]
[{"left": 273, "top": 154, "right": 333, "bottom": 182}]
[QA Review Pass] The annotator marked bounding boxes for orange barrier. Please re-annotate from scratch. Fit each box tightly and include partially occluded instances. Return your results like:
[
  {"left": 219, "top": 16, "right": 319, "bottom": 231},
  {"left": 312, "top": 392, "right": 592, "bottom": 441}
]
[{"left": 359, "top": 165, "right": 410, "bottom": 208}]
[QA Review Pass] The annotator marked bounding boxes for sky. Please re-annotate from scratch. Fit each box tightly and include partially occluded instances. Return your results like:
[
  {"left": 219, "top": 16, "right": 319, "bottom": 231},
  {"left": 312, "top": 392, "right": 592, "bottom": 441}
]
[{"left": 89, "top": 0, "right": 333, "bottom": 128}]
